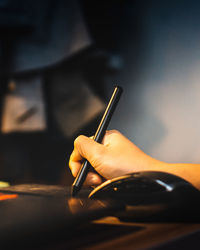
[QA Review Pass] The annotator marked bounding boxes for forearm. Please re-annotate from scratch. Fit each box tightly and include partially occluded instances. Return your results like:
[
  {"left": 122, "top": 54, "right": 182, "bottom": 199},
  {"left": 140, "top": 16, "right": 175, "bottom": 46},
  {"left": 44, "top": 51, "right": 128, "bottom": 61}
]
[
  {"left": 69, "top": 130, "right": 200, "bottom": 189},
  {"left": 149, "top": 161, "right": 200, "bottom": 190}
]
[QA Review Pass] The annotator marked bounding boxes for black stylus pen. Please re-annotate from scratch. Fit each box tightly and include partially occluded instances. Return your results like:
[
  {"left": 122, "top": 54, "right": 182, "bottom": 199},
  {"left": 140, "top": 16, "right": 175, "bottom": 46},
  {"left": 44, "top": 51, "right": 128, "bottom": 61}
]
[{"left": 71, "top": 86, "right": 123, "bottom": 197}]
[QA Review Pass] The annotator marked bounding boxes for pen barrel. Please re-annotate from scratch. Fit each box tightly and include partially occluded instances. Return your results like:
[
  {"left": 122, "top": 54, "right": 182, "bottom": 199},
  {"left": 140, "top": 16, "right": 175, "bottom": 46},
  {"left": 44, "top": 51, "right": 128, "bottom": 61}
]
[
  {"left": 73, "top": 160, "right": 89, "bottom": 188},
  {"left": 71, "top": 86, "right": 123, "bottom": 196},
  {"left": 94, "top": 86, "right": 123, "bottom": 142}
]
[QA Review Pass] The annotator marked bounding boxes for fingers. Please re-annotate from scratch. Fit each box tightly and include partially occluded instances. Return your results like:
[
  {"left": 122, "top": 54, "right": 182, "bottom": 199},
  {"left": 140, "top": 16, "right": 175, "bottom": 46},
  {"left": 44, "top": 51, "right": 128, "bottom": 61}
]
[
  {"left": 68, "top": 130, "right": 121, "bottom": 185},
  {"left": 68, "top": 157, "right": 102, "bottom": 186},
  {"left": 69, "top": 149, "right": 83, "bottom": 177},
  {"left": 69, "top": 156, "right": 102, "bottom": 186},
  {"left": 73, "top": 135, "right": 105, "bottom": 164},
  {"left": 69, "top": 135, "right": 105, "bottom": 176},
  {"left": 84, "top": 172, "right": 102, "bottom": 186},
  {"left": 69, "top": 160, "right": 102, "bottom": 186},
  {"left": 69, "top": 130, "right": 120, "bottom": 175}
]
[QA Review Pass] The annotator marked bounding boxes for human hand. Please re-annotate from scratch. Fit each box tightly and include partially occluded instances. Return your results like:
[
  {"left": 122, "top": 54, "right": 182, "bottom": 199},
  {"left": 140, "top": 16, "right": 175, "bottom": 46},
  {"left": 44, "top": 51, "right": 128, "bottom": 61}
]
[{"left": 69, "top": 130, "right": 162, "bottom": 186}]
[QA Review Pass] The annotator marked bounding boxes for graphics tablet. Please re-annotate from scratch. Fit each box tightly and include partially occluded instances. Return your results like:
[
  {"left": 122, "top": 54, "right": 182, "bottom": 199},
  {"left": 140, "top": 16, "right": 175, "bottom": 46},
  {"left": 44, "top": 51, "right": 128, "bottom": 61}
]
[{"left": 0, "top": 184, "right": 124, "bottom": 249}]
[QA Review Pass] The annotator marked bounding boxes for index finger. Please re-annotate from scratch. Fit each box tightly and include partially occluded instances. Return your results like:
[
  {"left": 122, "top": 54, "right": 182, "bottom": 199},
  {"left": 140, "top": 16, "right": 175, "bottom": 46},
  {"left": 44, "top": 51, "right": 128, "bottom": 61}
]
[{"left": 69, "top": 148, "right": 83, "bottom": 177}]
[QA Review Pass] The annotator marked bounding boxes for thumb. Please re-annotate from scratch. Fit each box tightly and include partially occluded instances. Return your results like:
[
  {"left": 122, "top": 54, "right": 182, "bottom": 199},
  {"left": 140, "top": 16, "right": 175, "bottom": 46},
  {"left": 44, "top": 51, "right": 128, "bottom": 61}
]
[{"left": 74, "top": 135, "right": 105, "bottom": 167}]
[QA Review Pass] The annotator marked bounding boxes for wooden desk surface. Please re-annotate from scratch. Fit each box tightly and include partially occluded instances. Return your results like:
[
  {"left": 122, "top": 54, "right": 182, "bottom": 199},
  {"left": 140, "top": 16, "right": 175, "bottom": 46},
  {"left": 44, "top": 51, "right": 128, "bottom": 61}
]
[
  {"left": 45, "top": 216, "right": 200, "bottom": 250},
  {"left": 89, "top": 217, "right": 200, "bottom": 250}
]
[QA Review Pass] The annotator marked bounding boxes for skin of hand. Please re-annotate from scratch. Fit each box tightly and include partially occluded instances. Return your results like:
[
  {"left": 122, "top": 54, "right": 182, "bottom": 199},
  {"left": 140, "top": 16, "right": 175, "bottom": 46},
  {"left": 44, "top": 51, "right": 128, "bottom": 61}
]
[
  {"left": 69, "top": 130, "right": 163, "bottom": 186},
  {"left": 69, "top": 130, "right": 200, "bottom": 190}
]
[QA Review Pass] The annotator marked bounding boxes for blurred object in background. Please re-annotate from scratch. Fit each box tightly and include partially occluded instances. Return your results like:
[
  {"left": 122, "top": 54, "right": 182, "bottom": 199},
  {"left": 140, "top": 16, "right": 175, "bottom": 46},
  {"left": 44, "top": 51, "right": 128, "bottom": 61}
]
[
  {"left": 1, "top": 77, "right": 46, "bottom": 133},
  {"left": 0, "top": 0, "right": 91, "bottom": 74},
  {"left": 0, "top": 0, "right": 125, "bottom": 185},
  {"left": 47, "top": 71, "right": 105, "bottom": 139}
]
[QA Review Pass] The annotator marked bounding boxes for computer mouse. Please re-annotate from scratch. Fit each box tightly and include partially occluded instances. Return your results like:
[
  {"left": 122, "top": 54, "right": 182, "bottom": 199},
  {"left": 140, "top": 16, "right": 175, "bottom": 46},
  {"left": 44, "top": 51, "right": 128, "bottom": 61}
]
[{"left": 88, "top": 171, "right": 200, "bottom": 206}]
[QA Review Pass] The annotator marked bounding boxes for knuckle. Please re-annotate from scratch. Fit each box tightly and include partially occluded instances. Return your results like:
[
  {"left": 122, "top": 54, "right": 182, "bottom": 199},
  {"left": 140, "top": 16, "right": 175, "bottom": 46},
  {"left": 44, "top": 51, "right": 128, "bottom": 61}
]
[
  {"left": 106, "top": 129, "right": 119, "bottom": 136},
  {"left": 110, "top": 129, "right": 119, "bottom": 134},
  {"left": 74, "top": 135, "right": 84, "bottom": 147}
]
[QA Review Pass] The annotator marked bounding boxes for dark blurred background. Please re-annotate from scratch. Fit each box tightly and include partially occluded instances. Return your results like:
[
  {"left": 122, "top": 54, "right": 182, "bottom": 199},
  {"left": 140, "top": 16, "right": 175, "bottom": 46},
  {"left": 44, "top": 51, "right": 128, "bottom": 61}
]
[{"left": 0, "top": 0, "right": 200, "bottom": 187}]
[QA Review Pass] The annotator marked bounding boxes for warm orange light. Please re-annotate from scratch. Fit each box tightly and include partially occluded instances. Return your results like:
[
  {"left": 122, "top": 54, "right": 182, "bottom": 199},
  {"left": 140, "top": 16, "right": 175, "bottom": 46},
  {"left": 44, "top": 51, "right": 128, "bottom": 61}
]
[{"left": 0, "top": 193, "right": 18, "bottom": 201}]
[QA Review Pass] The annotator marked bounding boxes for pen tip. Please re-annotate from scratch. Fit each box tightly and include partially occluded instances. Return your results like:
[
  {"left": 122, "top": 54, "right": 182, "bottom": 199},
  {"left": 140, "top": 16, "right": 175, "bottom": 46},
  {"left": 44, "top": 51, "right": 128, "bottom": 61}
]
[{"left": 71, "top": 185, "right": 79, "bottom": 197}]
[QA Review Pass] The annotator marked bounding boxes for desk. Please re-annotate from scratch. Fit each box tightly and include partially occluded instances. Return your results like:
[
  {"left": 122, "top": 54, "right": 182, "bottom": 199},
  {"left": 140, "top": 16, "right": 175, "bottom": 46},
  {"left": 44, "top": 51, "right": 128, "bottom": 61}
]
[
  {"left": 91, "top": 217, "right": 200, "bottom": 249},
  {"left": 39, "top": 217, "right": 200, "bottom": 249},
  {"left": 1, "top": 184, "right": 200, "bottom": 249}
]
